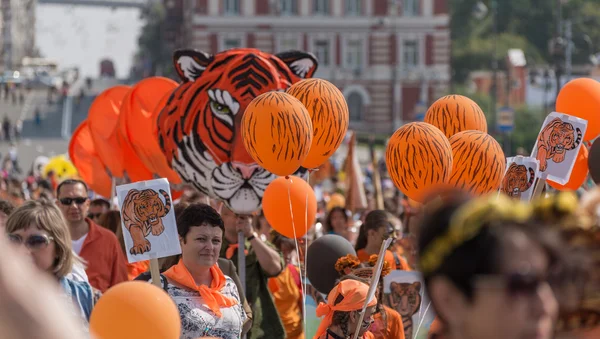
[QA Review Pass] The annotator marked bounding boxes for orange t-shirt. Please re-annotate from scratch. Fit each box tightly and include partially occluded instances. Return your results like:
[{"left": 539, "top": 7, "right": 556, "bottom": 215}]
[
  {"left": 315, "top": 331, "right": 374, "bottom": 339},
  {"left": 370, "top": 305, "right": 406, "bottom": 339},
  {"left": 356, "top": 249, "right": 410, "bottom": 271},
  {"left": 268, "top": 265, "right": 304, "bottom": 339},
  {"left": 428, "top": 317, "right": 446, "bottom": 339}
]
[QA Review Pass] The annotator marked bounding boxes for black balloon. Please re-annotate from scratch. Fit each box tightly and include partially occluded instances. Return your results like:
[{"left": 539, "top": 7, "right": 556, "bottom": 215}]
[
  {"left": 306, "top": 234, "right": 357, "bottom": 295},
  {"left": 590, "top": 140, "right": 600, "bottom": 184}
]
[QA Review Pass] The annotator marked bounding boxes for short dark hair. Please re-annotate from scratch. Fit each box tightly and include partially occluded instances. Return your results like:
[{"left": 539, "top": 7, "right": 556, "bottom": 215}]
[
  {"left": 0, "top": 199, "right": 14, "bottom": 215},
  {"left": 91, "top": 198, "right": 110, "bottom": 209},
  {"left": 56, "top": 179, "right": 88, "bottom": 197},
  {"left": 177, "top": 203, "right": 224, "bottom": 240}
]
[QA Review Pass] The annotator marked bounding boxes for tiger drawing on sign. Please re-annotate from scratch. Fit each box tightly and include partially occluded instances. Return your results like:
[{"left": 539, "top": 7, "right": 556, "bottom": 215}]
[
  {"left": 388, "top": 281, "right": 422, "bottom": 339},
  {"left": 121, "top": 189, "right": 172, "bottom": 255},
  {"left": 157, "top": 48, "right": 318, "bottom": 214},
  {"left": 536, "top": 118, "right": 582, "bottom": 172},
  {"left": 500, "top": 163, "right": 536, "bottom": 199}
]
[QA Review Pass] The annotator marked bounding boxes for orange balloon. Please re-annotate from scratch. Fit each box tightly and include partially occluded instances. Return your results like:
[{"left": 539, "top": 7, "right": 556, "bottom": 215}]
[
  {"left": 385, "top": 122, "right": 453, "bottom": 202},
  {"left": 88, "top": 85, "right": 131, "bottom": 178},
  {"left": 548, "top": 146, "right": 589, "bottom": 191},
  {"left": 123, "top": 77, "right": 179, "bottom": 182},
  {"left": 69, "top": 121, "right": 112, "bottom": 197},
  {"left": 286, "top": 79, "right": 349, "bottom": 169},
  {"left": 425, "top": 95, "right": 488, "bottom": 138},
  {"left": 449, "top": 130, "right": 506, "bottom": 195},
  {"left": 241, "top": 92, "right": 313, "bottom": 176},
  {"left": 148, "top": 90, "right": 183, "bottom": 184},
  {"left": 556, "top": 78, "right": 600, "bottom": 141},
  {"left": 262, "top": 176, "right": 317, "bottom": 238},
  {"left": 90, "top": 281, "right": 180, "bottom": 339},
  {"left": 117, "top": 78, "right": 176, "bottom": 182}
]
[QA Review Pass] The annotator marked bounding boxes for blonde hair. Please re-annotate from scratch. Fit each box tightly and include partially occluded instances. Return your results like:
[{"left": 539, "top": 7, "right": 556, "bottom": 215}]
[{"left": 5, "top": 199, "right": 76, "bottom": 278}]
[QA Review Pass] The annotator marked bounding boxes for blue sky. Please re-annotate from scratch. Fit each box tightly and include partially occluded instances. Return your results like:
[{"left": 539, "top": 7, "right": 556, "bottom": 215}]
[{"left": 36, "top": 4, "right": 143, "bottom": 78}]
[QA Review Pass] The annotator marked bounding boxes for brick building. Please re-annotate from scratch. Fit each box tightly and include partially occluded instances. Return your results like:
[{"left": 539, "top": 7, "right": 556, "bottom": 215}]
[{"left": 182, "top": 0, "right": 450, "bottom": 134}]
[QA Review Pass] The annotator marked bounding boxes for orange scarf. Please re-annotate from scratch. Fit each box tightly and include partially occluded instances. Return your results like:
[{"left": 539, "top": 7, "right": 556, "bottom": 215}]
[
  {"left": 315, "top": 280, "right": 377, "bottom": 338},
  {"left": 163, "top": 259, "right": 238, "bottom": 317},
  {"left": 225, "top": 243, "right": 248, "bottom": 259}
]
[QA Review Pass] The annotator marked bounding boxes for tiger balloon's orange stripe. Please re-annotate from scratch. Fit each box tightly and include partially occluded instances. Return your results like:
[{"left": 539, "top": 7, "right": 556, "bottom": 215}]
[
  {"left": 385, "top": 122, "right": 453, "bottom": 202},
  {"left": 286, "top": 78, "right": 349, "bottom": 169},
  {"left": 242, "top": 91, "right": 313, "bottom": 176},
  {"left": 449, "top": 130, "right": 506, "bottom": 195},
  {"left": 425, "top": 95, "right": 488, "bottom": 138}
]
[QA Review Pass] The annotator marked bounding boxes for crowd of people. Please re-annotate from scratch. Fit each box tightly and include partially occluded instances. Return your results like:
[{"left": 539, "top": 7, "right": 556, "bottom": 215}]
[{"left": 0, "top": 166, "right": 598, "bottom": 339}]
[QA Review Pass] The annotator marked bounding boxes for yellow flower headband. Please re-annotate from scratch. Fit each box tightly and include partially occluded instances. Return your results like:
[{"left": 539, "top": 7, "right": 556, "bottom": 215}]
[{"left": 419, "top": 194, "right": 532, "bottom": 275}]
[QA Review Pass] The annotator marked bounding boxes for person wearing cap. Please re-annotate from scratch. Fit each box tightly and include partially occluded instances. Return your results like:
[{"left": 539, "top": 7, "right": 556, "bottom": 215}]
[{"left": 314, "top": 279, "right": 377, "bottom": 339}]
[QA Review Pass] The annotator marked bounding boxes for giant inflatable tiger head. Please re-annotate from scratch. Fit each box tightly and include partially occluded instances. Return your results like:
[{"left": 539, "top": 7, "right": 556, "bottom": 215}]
[{"left": 157, "top": 48, "right": 318, "bottom": 213}]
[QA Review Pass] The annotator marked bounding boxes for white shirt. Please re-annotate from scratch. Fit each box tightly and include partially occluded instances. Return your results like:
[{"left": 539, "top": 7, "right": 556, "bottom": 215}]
[
  {"left": 71, "top": 234, "right": 88, "bottom": 255},
  {"left": 67, "top": 259, "right": 89, "bottom": 283}
]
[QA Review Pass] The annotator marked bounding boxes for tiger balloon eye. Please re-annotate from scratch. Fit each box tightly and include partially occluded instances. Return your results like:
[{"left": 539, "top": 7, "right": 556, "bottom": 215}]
[
  {"left": 385, "top": 122, "right": 453, "bottom": 202},
  {"left": 286, "top": 78, "right": 349, "bottom": 169},
  {"left": 449, "top": 130, "right": 506, "bottom": 195},
  {"left": 425, "top": 95, "right": 488, "bottom": 138}
]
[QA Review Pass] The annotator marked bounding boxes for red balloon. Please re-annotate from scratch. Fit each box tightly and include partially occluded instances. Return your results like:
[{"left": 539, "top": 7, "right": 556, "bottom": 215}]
[{"left": 548, "top": 146, "right": 589, "bottom": 191}]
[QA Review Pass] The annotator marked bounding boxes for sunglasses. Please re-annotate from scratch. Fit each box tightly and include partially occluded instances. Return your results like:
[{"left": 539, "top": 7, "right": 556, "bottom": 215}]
[
  {"left": 475, "top": 272, "right": 549, "bottom": 297},
  {"left": 8, "top": 233, "right": 54, "bottom": 250},
  {"left": 59, "top": 197, "right": 88, "bottom": 205}
]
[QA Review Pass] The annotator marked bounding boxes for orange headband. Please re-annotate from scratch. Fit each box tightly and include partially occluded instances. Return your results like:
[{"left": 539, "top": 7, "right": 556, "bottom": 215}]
[{"left": 315, "top": 280, "right": 377, "bottom": 337}]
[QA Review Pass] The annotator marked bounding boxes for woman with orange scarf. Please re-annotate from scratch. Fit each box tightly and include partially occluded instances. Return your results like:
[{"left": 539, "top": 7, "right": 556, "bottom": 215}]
[
  {"left": 314, "top": 279, "right": 377, "bottom": 339},
  {"left": 161, "top": 204, "right": 248, "bottom": 339}
]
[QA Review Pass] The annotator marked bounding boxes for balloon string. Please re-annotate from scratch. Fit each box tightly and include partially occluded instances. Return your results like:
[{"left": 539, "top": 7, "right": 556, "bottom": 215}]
[{"left": 286, "top": 176, "right": 306, "bottom": 334}]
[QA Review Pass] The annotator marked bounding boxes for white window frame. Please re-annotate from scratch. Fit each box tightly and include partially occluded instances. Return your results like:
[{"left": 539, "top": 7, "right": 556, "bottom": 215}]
[
  {"left": 341, "top": 33, "right": 368, "bottom": 70},
  {"left": 345, "top": 0, "right": 361, "bottom": 16},
  {"left": 219, "top": 33, "right": 246, "bottom": 51},
  {"left": 343, "top": 85, "right": 371, "bottom": 122},
  {"left": 313, "top": 0, "right": 330, "bottom": 15},
  {"left": 398, "top": 34, "right": 425, "bottom": 70},
  {"left": 279, "top": 0, "right": 297, "bottom": 15},
  {"left": 223, "top": 0, "right": 240, "bottom": 16},
  {"left": 276, "top": 33, "right": 301, "bottom": 52},
  {"left": 309, "top": 33, "right": 335, "bottom": 68}
]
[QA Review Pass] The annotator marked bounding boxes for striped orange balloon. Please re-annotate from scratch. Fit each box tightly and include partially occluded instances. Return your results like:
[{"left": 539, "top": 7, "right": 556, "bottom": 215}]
[
  {"left": 425, "top": 95, "right": 487, "bottom": 138},
  {"left": 287, "top": 78, "right": 349, "bottom": 169},
  {"left": 449, "top": 130, "right": 506, "bottom": 195},
  {"left": 242, "top": 91, "right": 313, "bottom": 177},
  {"left": 385, "top": 122, "right": 453, "bottom": 202}
]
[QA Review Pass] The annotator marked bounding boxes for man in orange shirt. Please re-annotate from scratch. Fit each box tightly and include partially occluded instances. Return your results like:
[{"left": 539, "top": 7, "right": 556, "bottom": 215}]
[{"left": 56, "top": 179, "right": 127, "bottom": 292}]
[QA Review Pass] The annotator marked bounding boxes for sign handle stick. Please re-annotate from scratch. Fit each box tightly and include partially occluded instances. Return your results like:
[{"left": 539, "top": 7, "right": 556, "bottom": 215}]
[{"left": 149, "top": 258, "right": 161, "bottom": 288}]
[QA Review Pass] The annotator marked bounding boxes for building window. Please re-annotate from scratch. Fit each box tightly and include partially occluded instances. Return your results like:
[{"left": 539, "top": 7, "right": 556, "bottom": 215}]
[
  {"left": 224, "top": 38, "right": 242, "bottom": 50},
  {"left": 224, "top": 0, "right": 240, "bottom": 15},
  {"left": 279, "top": 36, "right": 299, "bottom": 52},
  {"left": 347, "top": 92, "right": 363, "bottom": 122},
  {"left": 280, "top": 0, "right": 297, "bottom": 15},
  {"left": 404, "top": 0, "right": 418, "bottom": 16},
  {"left": 403, "top": 40, "right": 419, "bottom": 69},
  {"left": 345, "top": 0, "right": 361, "bottom": 16},
  {"left": 313, "top": 0, "right": 329, "bottom": 15},
  {"left": 345, "top": 39, "right": 363, "bottom": 69},
  {"left": 314, "top": 39, "right": 331, "bottom": 66}
]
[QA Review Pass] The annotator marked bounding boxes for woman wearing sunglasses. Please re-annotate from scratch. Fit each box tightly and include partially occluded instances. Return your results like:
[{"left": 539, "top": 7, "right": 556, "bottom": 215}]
[
  {"left": 419, "top": 192, "right": 561, "bottom": 339},
  {"left": 5, "top": 199, "right": 100, "bottom": 327}
]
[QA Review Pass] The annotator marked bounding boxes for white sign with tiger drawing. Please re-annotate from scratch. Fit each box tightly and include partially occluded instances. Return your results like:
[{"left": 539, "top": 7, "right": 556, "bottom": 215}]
[
  {"left": 530, "top": 112, "right": 588, "bottom": 185},
  {"left": 498, "top": 156, "right": 540, "bottom": 202},
  {"left": 383, "top": 271, "right": 435, "bottom": 339},
  {"left": 116, "top": 178, "right": 181, "bottom": 263}
]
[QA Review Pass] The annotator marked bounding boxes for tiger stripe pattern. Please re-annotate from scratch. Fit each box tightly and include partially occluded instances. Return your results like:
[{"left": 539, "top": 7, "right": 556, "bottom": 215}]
[
  {"left": 241, "top": 91, "right": 312, "bottom": 175},
  {"left": 156, "top": 48, "right": 317, "bottom": 213},
  {"left": 425, "top": 94, "right": 488, "bottom": 138},
  {"left": 449, "top": 130, "right": 506, "bottom": 195},
  {"left": 286, "top": 78, "right": 349, "bottom": 163},
  {"left": 385, "top": 122, "right": 453, "bottom": 195}
]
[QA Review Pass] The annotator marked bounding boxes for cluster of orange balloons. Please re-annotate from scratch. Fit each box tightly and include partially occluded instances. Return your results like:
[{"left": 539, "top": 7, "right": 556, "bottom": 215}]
[
  {"left": 69, "top": 77, "right": 181, "bottom": 197},
  {"left": 240, "top": 78, "right": 349, "bottom": 238},
  {"left": 386, "top": 94, "right": 506, "bottom": 202}
]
